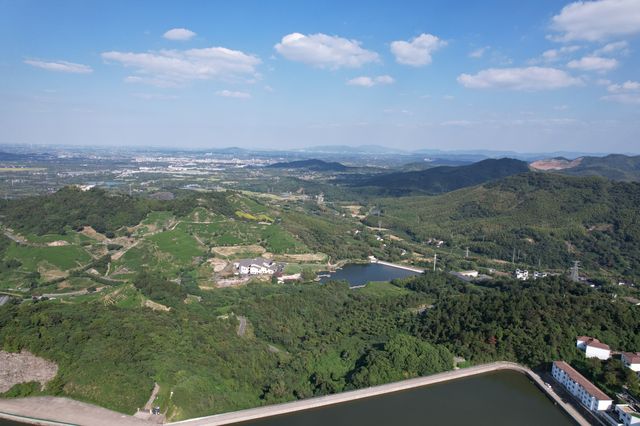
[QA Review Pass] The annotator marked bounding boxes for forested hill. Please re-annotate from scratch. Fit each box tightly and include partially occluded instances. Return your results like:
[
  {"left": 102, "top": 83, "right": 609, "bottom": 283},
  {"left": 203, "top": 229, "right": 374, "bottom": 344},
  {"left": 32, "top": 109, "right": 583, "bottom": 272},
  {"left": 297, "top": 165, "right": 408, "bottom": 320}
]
[
  {"left": 357, "top": 158, "right": 529, "bottom": 195},
  {"left": 373, "top": 173, "right": 640, "bottom": 278},
  {"left": 0, "top": 186, "right": 235, "bottom": 237},
  {"left": 559, "top": 154, "right": 640, "bottom": 181},
  {"left": 267, "top": 159, "right": 348, "bottom": 171}
]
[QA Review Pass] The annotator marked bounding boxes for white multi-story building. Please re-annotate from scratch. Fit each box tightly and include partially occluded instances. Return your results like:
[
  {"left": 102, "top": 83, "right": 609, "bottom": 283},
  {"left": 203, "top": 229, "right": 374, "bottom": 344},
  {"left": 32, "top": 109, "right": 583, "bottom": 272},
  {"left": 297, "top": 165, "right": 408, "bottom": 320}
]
[
  {"left": 577, "top": 336, "right": 611, "bottom": 360},
  {"left": 515, "top": 269, "right": 529, "bottom": 280},
  {"left": 552, "top": 361, "right": 613, "bottom": 412},
  {"left": 622, "top": 352, "right": 640, "bottom": 372},
  {"left": 615, "top": 404, "right": 640, "bottom": 425}
]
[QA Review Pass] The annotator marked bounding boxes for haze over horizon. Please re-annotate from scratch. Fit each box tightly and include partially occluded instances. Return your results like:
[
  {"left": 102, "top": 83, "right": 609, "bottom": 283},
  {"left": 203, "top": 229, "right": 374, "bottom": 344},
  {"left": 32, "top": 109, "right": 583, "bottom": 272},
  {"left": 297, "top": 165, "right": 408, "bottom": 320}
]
[{"left": 2, "top": 0, "right": 640, "bottom": 153}]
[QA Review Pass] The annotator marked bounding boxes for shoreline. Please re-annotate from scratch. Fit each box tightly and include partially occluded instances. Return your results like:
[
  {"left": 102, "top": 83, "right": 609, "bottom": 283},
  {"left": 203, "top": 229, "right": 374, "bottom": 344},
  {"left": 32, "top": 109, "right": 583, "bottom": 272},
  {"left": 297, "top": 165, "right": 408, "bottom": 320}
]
[
  {"left": 0, "top": 362, "right": 590, "bottom": 426},
  {"left": 168, "top": 361, "right": 590, "bottom": 426}
]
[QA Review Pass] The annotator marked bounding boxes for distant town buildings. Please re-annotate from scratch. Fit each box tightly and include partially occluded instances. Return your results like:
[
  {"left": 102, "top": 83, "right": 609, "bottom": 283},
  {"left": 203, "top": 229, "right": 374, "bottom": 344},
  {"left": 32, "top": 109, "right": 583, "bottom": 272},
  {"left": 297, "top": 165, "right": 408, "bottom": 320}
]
[
  {"left": 576, "top": 336, "right": 611, "bottom": 360},
  {"left": 514, "top": 269, "right": 548, "bottom": 281},
  {"left": 551, "top": 361, "right": 613, "bottom": 412},
  {"left": 75, "top": 184, "right": 95, "bottom": 191},
  {"left": 622, "top": 352, "right": 640, "bottom": 373},
  {"left": 425, "top": 238, "right": 444, "bottom": 248},
  {"left": 233, "top": 258, "right": 283, "bottom": 276}
]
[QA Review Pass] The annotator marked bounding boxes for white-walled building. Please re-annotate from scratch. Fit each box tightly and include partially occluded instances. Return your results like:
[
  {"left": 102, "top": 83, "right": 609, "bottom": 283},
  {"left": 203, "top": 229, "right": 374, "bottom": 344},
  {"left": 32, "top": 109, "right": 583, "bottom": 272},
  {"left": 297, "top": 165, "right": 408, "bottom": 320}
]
[
  {"left": 622, "top": 352, "right": 640, "bottom": 372},
  {"left": 615, "top": 404, "right": 640, "bottom": 425},
  {"left": 552, "top": 361, "right": 613, "bottom": 412},
  {"left": 577, "top": 336, "right": 611, "bottom": 360},
  {"left": 233, "top": 258, "right": 281, "bottom": 276},
  {"left": 515, "top": 269, "right": 529, "bottom": 280},
  {"left": 459, "top": 270, "right": 479, "bottom": 278}
]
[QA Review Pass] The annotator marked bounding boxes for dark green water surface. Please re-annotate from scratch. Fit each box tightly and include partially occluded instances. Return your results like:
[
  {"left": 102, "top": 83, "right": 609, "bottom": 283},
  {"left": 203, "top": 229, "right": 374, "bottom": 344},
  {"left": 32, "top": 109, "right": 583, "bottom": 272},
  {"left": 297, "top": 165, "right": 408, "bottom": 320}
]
[{"left": 238, "top": 370, "right": 575, "bottom": 426}]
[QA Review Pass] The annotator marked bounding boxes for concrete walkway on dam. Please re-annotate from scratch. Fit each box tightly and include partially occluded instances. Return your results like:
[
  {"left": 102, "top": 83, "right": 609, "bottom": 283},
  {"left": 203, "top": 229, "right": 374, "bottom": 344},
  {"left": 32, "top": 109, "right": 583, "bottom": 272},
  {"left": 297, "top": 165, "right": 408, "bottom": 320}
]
[
  {"left": 168, "top": 362, "right": 591, "bottom": 426},
  {"left": 374, "top": 260, "right": 425, "bottom": 273},
  {"left": 0, "top": 362, "right": 591, "bottom": 426}
]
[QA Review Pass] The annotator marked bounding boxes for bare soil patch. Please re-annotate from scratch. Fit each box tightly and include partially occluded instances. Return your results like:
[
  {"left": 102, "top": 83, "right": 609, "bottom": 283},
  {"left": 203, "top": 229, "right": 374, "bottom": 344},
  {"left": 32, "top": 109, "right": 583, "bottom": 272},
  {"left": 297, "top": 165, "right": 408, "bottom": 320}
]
[
  {"left": 0, "top": 350, "right": 58, "bottom": 393},
  {"left": 212, "top": 244, "right": 266, "bottom": 257},
  {"left": 46, "top": 240, "right": 69, "bottom": 247},
  {"left": 144, "top": 299, "right": 170, "bottom": 312},
  {"left": 207, "top": 257, "right": 228, "bottom": 272},
  {"left": 79, "top": 226, "right": 107, "bottom": 242},
  {"left": 274, "top": 253, "right": 327, "bottom": 262}
]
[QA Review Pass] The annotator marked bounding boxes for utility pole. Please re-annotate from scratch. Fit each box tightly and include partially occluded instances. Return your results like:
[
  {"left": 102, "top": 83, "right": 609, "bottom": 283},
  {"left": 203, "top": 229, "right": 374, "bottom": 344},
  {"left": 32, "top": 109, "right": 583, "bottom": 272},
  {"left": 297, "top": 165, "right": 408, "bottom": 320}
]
[
  {"left": 129, "top": 183, "right": 132, "bottom": 197},
  {"left": 512, "top": 247, "right": 516, "bottom": 264},
  {"left": 465, "top": 247, "right": 469, "bottom": 258},
  {"left": 433, "top": 253, "right": 437, "bottom": 272}
]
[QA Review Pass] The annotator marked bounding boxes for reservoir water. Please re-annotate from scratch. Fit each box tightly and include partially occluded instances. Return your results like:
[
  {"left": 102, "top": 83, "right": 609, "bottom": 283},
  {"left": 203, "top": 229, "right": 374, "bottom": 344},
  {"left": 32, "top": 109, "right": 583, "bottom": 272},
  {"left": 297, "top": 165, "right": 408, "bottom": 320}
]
[
  {"left": 237, "top": 370, "right": 574, "bottom": 426},
  {"left": 319, "top": 263, "right": 420, "bottom": 287}
]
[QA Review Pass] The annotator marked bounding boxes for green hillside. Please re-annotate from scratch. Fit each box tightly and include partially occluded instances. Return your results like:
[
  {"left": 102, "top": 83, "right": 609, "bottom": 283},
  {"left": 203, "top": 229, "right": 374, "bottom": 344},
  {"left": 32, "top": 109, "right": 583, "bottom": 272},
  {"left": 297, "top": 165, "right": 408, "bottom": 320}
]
[
  {"left": 357, "top": 158, "right": 530, "bottom": 195},
  {"left": 561, "top": 154, "right": 640, "bottom": 181},
  {"left": 371, "top": 172, "right": 640, "bottom": 278},
  {"left": 267, "top": 159, "right": 348, "bottom": 171}
]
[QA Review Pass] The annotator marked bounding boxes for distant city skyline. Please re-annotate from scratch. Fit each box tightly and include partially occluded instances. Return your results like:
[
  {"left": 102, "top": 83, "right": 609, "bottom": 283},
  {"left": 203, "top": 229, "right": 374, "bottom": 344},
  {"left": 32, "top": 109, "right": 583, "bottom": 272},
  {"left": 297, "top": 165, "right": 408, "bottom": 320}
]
[{"left": 1, "top": 0, "right": 640, "bottom": 153}]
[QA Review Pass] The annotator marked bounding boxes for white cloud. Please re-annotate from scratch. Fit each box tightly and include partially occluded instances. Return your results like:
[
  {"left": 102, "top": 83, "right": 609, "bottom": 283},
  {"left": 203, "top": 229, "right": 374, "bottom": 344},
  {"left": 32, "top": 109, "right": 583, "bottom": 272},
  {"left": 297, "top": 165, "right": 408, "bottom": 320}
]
[
  {"left": 347, "top": 75, "right": 395, "bottom": 87},
  {"left": 602, "top": 80, "right": 640, "bottom": 104},
  {"left": 550, "top": 0, "right": 640, "bottom": 42},
  {"left": 274, "top": 33, "right": 378, "bottom": 69},
  {"left": 608, "top": 80, "right": 640, "bottom": 92},
  {"left": 567, "top": 55, "right": 618, "bottom": 72},
  {"left": 469, "top": 46, "right": 489, "bottom": 59},
  {"left": 457, "top": 67, "right": 582, "bottom": 91},
  {"left": 540, "top": 45, "right": 581, "bottom": 62},
  {"left": 24, "top": 59, "right": 93, "bottom": 74},
  {"left": 132, "top": 93, "right": 178, "bottom": 100},
  {"left": 163, "top": 28, "right": 196, "bottom": 41},
  {"left": 592, "top": 40, "right": 630, "bottom": 55},
  {"left": 216, "top": 90, "right": 251, "bottom": 99},
  {"left": 102, "top": 46, "right": 261, "bottom": 87},
  {"left": 390, "top": 33, "right": 446, "bottom": 66}
]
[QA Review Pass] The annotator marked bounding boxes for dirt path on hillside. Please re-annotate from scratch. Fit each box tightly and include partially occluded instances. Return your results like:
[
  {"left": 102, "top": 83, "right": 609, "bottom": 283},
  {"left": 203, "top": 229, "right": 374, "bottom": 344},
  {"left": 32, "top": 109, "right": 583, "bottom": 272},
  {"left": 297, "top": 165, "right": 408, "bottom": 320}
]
[{"left": 237, "top": 316, "right": 248, "bottom": 337}]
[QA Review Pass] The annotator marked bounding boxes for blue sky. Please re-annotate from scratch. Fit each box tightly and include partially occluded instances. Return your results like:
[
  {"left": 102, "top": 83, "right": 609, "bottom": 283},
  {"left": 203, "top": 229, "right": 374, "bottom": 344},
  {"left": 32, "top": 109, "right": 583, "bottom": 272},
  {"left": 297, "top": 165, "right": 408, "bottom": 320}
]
[{"left": 1, "top": 0, "right": 639, "bottom": 153}]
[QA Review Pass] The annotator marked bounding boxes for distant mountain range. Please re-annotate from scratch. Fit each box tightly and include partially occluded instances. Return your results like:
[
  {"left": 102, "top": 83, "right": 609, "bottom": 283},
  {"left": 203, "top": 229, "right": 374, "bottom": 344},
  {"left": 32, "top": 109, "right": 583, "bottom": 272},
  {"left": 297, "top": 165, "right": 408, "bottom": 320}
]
[
  {"left": 267, "top": 158, "right": 349, "bottom": 171},
  {"left": 0, "top": 150, "right": 55, "bottom": 161},
  {"left": 531, "top": 154, "right": 640, "bottom": 181},
  {"left": 356, "top": 158, "right": 530, "bottom": 195}
]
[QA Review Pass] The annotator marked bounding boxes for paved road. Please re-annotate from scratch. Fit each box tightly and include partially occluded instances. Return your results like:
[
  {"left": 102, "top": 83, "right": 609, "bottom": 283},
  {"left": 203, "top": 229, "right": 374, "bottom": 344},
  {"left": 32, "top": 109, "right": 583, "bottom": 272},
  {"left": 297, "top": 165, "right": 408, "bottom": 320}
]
[
  {"left": 0, "top": 397, "right": 150, "bottom": 426},
  {"left": 144, "top": 383, "right": 161, "bottom": 411}
]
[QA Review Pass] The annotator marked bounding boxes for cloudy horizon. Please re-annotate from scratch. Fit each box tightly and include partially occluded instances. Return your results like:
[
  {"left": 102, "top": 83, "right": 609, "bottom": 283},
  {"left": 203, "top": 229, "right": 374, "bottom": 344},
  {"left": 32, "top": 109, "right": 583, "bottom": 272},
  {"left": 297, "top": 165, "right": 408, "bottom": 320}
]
[{"left": 1, "top": 0, "right": 640, "bottom": 153}]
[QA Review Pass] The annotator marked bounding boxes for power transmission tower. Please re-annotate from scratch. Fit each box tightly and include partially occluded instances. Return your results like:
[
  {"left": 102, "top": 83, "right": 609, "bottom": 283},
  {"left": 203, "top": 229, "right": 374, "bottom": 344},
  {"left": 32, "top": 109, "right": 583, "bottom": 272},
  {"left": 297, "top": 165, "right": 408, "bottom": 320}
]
[{"left": 571, "top": 261, "right": 580, "bottom": 282}]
